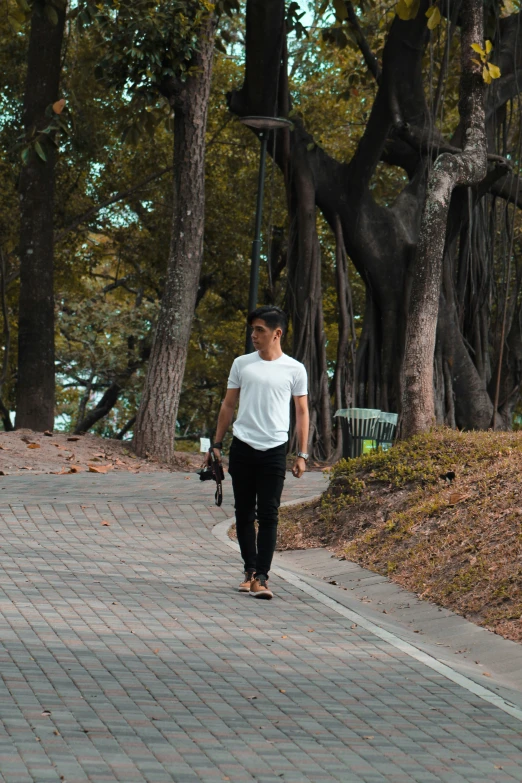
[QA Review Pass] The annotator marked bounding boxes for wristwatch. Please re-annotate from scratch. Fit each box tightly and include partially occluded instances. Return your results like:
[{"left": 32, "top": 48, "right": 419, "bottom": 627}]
[
  {"left": 297, "top": 452, "right": 309, "bottom": 461},
  {"left": 212, "top": 442, "right": 223, "bottom": 450}
]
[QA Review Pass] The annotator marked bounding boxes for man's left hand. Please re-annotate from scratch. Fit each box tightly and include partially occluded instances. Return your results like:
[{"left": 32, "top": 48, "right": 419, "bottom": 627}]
[{"left": 291, "top": 457, "right": 306, "bottom": 478}]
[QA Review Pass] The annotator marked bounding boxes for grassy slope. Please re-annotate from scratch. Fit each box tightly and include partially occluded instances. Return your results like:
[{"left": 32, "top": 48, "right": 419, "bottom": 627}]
[{"left": 277, "top": 429, "right": 522, "bottom": 643}]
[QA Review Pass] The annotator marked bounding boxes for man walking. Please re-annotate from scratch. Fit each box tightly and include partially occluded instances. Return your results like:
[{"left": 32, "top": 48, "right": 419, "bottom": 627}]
[{"left": 210, "top": 306, "right": 309, "bottom": 599}]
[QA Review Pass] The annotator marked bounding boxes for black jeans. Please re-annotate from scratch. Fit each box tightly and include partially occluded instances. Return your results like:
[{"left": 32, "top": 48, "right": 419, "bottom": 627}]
[{"left": 228, "top": 436, "right": 286, "bottom": 577}]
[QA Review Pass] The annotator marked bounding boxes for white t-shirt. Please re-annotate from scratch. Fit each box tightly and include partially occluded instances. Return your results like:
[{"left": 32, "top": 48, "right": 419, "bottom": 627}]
[{"left": 227, "top": 352, "right": 308, "bottom": 451}]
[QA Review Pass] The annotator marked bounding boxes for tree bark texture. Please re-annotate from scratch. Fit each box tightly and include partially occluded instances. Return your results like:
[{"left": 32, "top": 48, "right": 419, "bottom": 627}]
[
  {"left": 230, "top": 0, "right": 522, "bottom": 445},
  {"left": 332, "top": 215, "right": 356, "bottom": 458},
  {"left": 134, "top": 15, "right": 217, "bottom": 462},
  {"left": 15, "top": 2, "right": 66, "bottom": 431},
  {"left": 0, "top": 249, "right": 13, "bottom": 431},
  {"left": 401, "top": 0, "right": 488, "bottom": 438}
]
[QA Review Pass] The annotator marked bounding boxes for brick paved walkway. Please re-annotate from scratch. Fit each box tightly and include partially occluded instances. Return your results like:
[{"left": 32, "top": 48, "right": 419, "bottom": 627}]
[{"left": 1, "top": 471, "right": 522, "bottom": 783}]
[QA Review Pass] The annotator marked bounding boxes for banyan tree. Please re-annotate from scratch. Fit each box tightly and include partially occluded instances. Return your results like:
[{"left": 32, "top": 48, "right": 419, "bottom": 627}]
[{"left": 228, "top": 0, "right": 522, "bottom": 457}]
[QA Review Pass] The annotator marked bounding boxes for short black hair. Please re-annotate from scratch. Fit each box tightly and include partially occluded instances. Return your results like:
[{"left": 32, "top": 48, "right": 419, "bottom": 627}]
[{"left": 247, "top": 305, "right": 288, "bottom": 337}]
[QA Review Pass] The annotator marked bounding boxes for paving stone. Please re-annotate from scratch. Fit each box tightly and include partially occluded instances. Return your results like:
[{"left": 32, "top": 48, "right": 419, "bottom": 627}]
[{"left": 0, "top": 472, "right": 521, "bottom": 782}]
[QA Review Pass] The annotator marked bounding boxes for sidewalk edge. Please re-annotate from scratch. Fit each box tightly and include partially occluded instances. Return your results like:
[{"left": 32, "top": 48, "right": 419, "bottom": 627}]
[{"left": 212, "top": 500, "right": 522, "bottom": 725}]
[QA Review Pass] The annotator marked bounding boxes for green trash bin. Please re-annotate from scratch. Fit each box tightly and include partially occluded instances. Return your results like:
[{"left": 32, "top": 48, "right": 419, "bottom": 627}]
[
  {"left": 374, "top": 412, "right": 398, "bottom": 452},
  {"left": 334, "top": 408, "right": 381, "bottom": 458}
]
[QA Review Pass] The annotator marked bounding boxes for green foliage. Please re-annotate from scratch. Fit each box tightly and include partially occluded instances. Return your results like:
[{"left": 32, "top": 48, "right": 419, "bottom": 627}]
[
  {"left": 76, "top": 0, "right": 216, "bottom": 142},
  {"left": 83, "top": 0, "right": 213, "bottom": 90},
  {"left": 6, "top": 0, "right": 514, "bottom": 443},
  {"left": 7, "top": 0, "right": 67, "bottom": 33}
]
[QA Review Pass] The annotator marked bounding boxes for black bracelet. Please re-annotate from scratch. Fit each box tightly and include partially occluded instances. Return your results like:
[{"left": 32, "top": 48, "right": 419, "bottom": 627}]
[{"left": 212, "top": 442, "right": 223, "bottom": 450}]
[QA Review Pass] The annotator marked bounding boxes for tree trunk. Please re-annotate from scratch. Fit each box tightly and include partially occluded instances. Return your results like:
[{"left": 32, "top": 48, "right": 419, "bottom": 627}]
[
  {"left": 332, "top": 216, "right": 356, "bottom": 458},
  {"left": 400, "top": 0, "right": 488, "bottom": 439},
  {"left": 0, "top": 249, "right": 13, "bottom": 431},
  {"left": 134, "top": 16, "right": 217, "bottom": 462},
  {"left": 15, "top": 2, "right": 66, "bottom": 431}
]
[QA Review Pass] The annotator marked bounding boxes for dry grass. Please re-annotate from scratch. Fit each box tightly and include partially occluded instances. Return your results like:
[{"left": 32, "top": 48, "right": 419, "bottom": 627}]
[{"left": 278, "top": 429, "right": 522, "bottom": 643}]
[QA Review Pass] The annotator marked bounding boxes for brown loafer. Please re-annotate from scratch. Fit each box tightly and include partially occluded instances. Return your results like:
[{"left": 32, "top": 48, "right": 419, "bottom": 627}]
[
  {"left": 238, "top": 571, "right": 255, "bottom": 592},
  {"left": 250, "top": 574, "right": 273, "bottom": 599}
]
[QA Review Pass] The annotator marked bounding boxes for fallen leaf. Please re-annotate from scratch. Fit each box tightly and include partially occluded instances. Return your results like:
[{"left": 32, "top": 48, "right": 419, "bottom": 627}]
[
  {"left": 279, "top": 689, "right": 286, "bottom": 693},
  {"left": 43, "top": 431, "right": 53, "bottom": 437},
  {"left": 41, "top": 710, "right": 51, "bottom": 717},
  {"left": 153, "top": 648, "right": 160, "bottom": 654},
  {"left": 281, "top": 635, "right": 287, "bottom": 639},
  {"left": 0, "top": 470, "right": 6, "bottom": 476},
  {"left": 101, "top": 520, "right": 110, "bottom": 526},
  {"left": 363, "top": 735, "right": 374, "bottom": 740},
  {"left": 27, "top": 443, "right": 40, "bottom": 449},
  {"left": 308, "top": 629, "right": 314, "bottom": 633},
  {"left": 69, "top": 466, "right": 83, "bottom": 473},
  {"left": 449, "top": 492, "right": 465, "bottom": 505},
  {"left": 483, "top": 672, "right": 492, "bottom": 677},
  {"left": 67, "top": 436, "right": 80, "bottom": 442},
  {"left": 50, "top": 469, "right": 70, "bottom": 475},
  {"left": 351, "top": 624, "right": 357, "bottom": 629},
  {"left": 88, "top": 464, "right": 113, "bottom": 474}
]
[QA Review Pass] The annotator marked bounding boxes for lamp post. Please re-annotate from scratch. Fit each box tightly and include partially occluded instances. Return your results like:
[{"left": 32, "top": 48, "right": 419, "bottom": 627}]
[{"left": 239, "top": 116, "right": 293, "bottom": 353}]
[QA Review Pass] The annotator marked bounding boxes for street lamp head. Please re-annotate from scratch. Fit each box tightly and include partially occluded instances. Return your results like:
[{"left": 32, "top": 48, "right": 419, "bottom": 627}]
[{"left": 239, "top": 115, "right": 293, "bottom": 131}]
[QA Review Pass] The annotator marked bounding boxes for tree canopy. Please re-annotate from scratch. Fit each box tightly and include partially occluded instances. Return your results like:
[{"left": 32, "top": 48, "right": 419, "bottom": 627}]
[{"left": 1, "top": 0, "right": 522, "bottom": 453}]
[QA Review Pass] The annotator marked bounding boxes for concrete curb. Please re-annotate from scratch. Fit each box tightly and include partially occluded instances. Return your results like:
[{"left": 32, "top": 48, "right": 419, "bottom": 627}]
[{"left": 212, "top": 497, "right": 522, "bottom": 722}]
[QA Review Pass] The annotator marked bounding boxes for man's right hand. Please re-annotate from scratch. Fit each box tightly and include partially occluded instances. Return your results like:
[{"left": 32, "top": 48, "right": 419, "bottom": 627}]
[{"left": 205, "top": 447, "right": 222, "bottom": 466}]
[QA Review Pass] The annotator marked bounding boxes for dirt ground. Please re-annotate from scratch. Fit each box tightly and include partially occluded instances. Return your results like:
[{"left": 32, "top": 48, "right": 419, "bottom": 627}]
[
  {"left": 0, "top": 429, "right": 207, "bottom": 476},
  {"left": 0, "top": 430, "right": 333, "bottom": 478}
]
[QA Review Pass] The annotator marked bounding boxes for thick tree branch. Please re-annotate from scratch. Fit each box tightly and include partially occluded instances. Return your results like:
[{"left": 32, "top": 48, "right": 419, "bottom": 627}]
[
  {"left": 115, "top": 415, "right": 136, "bottom": 440},
  {"left": 346, "top": 0, "right": 431, "bottom": 191},
  {"left": 489, "top": 172, "right": 522, "bottom": 208},
  {"left": 344, "top": 1, "right": 381, "bottom": 84}
]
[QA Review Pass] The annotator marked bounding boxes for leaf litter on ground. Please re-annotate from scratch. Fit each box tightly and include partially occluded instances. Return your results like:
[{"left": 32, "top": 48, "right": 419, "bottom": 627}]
[{"left": 277, "top": 428, "right": 522, "bottom": 644}]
